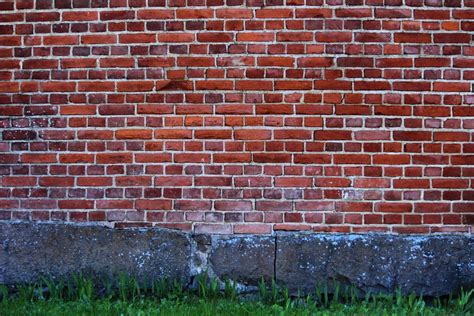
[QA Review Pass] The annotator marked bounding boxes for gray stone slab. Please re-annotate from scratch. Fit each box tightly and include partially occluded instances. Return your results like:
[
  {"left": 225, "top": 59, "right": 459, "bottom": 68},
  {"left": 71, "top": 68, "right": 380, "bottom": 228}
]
[
  {"left": 0, "top": 222, "right": 192, "bottom": 285},
  {"left": 276, "top": 233, "right": 474, "bottom": 296},
  {"left": 1, "top": 223, "right": 472, "bottom": 296},
  {"left": 208, "top": 235, "right": 275, "bottom": 285}
]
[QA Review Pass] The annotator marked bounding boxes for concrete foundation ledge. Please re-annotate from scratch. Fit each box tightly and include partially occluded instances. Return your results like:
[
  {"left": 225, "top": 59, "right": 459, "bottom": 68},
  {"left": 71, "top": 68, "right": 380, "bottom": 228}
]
[{"left": 0, "top": 222, "right": 472, "bottom": 296}]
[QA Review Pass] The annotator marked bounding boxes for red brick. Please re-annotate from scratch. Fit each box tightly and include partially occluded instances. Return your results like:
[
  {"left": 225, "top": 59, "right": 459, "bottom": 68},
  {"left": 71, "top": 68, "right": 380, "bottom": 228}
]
[
  {"left": 116, "top": 129, "right": 153, "bottom": 139},
  {"left": 394, "top": 33, "right": 432, "bottom": 43},
  {"left": 158, "top": 33, "right": 194, "bottom": 43},
  {"left": 119, "top": 33, "right": 156, "bottom": 44},
  {"left": 234, "top": 129, "right": 271, "bottom": 140},
  {"left": 137, "top": 9, "right": 174, "bottom": 19},
  {"left": 117, "top": 81, "right": 155, "bottom": 92},
  {"left": 298, "top": 57, "right": 333, "bottom": 67},
  {"left": 63, "top": 11, "right": 98, "bottom": 21},
  {"left": 197, "top": 32, "right": 233, "bottom": 42},
  {"left": 234, "top": 224, "right": 272, "bottom": 234},
  {"left": 81, "top": 35, "right": 117, "bottom": 44},
  {"left": 96, "top": 153, "right": 133, "bottom": 164},
  {"left": 315, "top": 32, "right": 352, "bottom": 42},
  {"left": 39, "top": 177, "right": 74, "bottom": 187},
  {"left": 100, "top": 11, "right": 135, "bottom": 20},
  {"left": 237, "top": 33, "right": 274, "bottom": 42},
  {"left": 79, "top": 81, "right": 115, "bottom": 92},
  {"left": 434, "top": 33, "right": 471, "bottom": 43},
  {"left": 258, "top": 57, "right": 294, "bottom": 67},
  {"left": 375, "top": 203, "right": 412, "bottom": 213},
  {"left": 376, "top": 58, "right": 413, "bottom": 68},
  {"left": 23, "top": 59, "right": 58, "bottom": 69},
  {"left": 0, "top": 4, "right": 472, "bottom": 235}
]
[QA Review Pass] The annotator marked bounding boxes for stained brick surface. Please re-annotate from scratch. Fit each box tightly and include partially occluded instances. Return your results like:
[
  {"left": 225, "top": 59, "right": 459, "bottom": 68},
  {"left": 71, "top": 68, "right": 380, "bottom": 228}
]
[{"left": 0, "top": 0, "right": 473, "bottom": 234}]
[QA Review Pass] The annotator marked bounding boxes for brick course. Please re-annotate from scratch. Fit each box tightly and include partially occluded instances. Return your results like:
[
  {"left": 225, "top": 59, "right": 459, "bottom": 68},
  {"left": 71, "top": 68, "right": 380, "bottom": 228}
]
[{"left": 0, "top": 0, "right": 473, "bottom": 234}]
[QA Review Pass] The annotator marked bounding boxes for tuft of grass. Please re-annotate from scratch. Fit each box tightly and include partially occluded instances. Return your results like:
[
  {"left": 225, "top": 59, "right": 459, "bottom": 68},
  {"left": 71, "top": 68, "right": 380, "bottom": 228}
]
[{"left": 0, "top": 274, "right": 472, "bottom": 316}]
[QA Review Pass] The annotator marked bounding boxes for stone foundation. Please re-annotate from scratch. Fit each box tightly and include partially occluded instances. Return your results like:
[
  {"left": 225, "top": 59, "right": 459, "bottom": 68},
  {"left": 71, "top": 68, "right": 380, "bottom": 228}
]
[{"left": 1, "top": 222, "right": 472, "bottom": 296}]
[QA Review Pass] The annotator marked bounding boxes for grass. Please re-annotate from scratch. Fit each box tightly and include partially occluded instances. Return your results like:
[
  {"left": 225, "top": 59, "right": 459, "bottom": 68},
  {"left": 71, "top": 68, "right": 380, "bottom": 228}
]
[{"left": 0, "top": 274, "right": 473, "bottom": 315}]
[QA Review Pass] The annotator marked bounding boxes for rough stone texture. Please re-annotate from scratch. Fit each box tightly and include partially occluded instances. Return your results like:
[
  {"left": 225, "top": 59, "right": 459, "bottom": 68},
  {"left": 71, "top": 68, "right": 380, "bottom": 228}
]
[
  {"left": 208, "top": 235, "right": 275, "bottom": 285},
  {"left": 276, "top": 233, "right": 474, "bottom": 296},
  {"left": 0, "top": 222, "right": 191, "bottom": 285},
  {"left": 1, "top": 222, "right": 473, "bottom": 296}
]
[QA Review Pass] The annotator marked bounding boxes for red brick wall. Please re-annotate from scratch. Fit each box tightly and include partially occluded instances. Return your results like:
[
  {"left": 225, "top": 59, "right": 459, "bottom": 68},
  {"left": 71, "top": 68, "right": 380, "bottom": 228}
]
[{"left": 1, "top": 0, "right": 473, "bottom": 234}]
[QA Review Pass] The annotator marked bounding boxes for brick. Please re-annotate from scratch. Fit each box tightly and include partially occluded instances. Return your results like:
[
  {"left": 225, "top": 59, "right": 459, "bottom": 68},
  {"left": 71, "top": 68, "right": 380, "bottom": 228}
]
[
  {"left": 253, "top": 153, "right": 291, "bottom": 163},
  {"left": 119, "top": 33, "right": 156, "bottom": 44},
  {"left": 275, "top": 177, "right": 312, "bottom": 187},
  {"left": 81, "top": 35, "right": 117, "bottom": 44},
  {"left": 96, "top": 153, "right": 133, "bottom": 164},
  {"left": 195, "top": 224, "right": 232, "bottom": 234},
  {"left": 43, "top": 36, "right": 79, "bottom": 45},
  {"left": 0, "top": 3, "right": 472, "bottom": 235},
  {"left": 337, "top": 57, "right": 373, "bottom": 67},
  {"left": 21, "top": 153, "right": 57, "bottom": 163},
  {"left": 237, "top": 33, "right": 274, "bottom": 42},
  {"left": 216, "top": 9, "right": 253, "bottom": 18},
  {"left": 63, "top": 11, "right": 98, "bottom": 21},
  {"left": 258, "top": 57, "right": 294, "bottom": 67},
  {"left": 336, "top": 9, "right": 372, "bottom": 17},
  {"left": 176, "top": 9, "right": 213, "bottom": 19},
  {"left": 234, "top": 224, "right": 272, "bottom": 234},
  {"left": 61, "top": 58, "right": 96, "bottom": 68},
  {"left": 375, "top": 203, "right": 412, "bottom": 213},
  {"left": 39, "top": 177, "right": 74, "bottom": 187},
  {"left": 78, "top": 81, "right": 115, "bottom": 92},
  {"left": 177, "top": 57, "right": 214, "bottom": 67},
  {"left": 42, "top": 81, "right": 76, "bottom": 92},
  {"left": 158, "top": 33, "right": 194, "bottom": 43},
  {"left": 59, "top": 200, "right": 94, "bottom": 209},
  {"left": 2, "top": 177, "right": 36, "bottom": 187},
  {"left": 354, "top": 33, "right": 391, "bottom": 42},
  {"left": 315, "top": 130, "right": 352, "bottom": 140},
  {"left": 297, "top": 57, "right": 333, "bottom": 67},
  {"left": 234, "top": 129, "right": 271, "bottom": 140},
  {"left": 26, "top": 12, "right": 60, "bottom": 22},
  {"left": 3, "top": 130, "right": 36, "bottom": 140},
  {"left": 59, "top": 154, "right": 94, "bottom": 163},
  {"left": 434, "top": 33, "right": 471, "bottom": 43},
  {"left": 355, "top": 81, "right": 391, "bottom": 91},
  {"left": 375, "top": 9, "right": 411, "bottom": 18},
  {"left": 276, "top": 32, "right": 313, "bottom": 42},
  {"left": 334, "top": 154, "right": 371, "bottom": 164},
  {"left": 433, "top": 82, "right": 470, "bottom": 92},
  {"left": 0, "top": 36, "right": 20, "bottom": 46},
  {"left": 258, "top": 9, "right": 294, "bottom": 18},
  {"left": 100, "top": 11, "right": 135, "bottom": 20},
  {"left": 0, "top": 82, "right": 19, "bottom": 92},
  {"left": 137, "top": 9, "right": 174, "bottom": 19},
  {"left": 215, "top": 201, "right": 253, "bottom": 211},
  {"left": 197, "top": 32, "right": 233, "bottom": 42},
  {"left": 138, "top": 57, "right": 175, "bottom": 67},
  {"left": 116, "top": 129, "right": 153, "bottom": 139},
  {"left": 194, "top": 130, "right": 232, "bottom": 139},
  {"left": 393, "top": 179, "right": 430, "bottom": 189},
  {"left": 315, "top": 32, "right": 352, "bottom": 42},
  {"left": 98, "top": 105, "right": 134, "bottom": 115},
  {"left": 376, "top": 58, "right": 413, "bottom": 68},
  {"left": 214, "top": 153, "right": 251, "bottom": 163},
  {"left": 100, "top": 58, "right": 134, "bottom": 68},
  {"left": 394, "top": 131, "right": 432, "bottom": 141},
  {"left": 23, "top": 59, "right": 58, "bottom": 69},
  {"left": 117, "top": 81, "right": 155, "bottom": 92},
  {"left": 155, "top": 129, "right": 192, "bottom": 139},
  {"left": 394, "top": 33, "right": 432, "bottom": 43}
]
